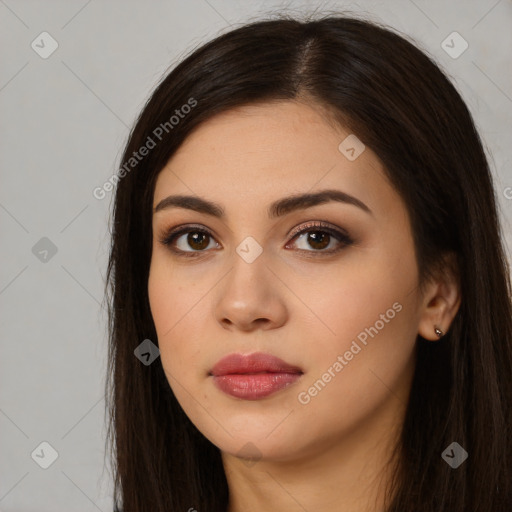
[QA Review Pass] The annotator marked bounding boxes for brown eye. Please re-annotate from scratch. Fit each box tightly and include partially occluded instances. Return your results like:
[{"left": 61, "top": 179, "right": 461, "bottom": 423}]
[
  {"left": 185, "top": 232, "right": 210, "bottom": 250},
  {"left": 303, "top": 231, "right": 331, "bottom": 250},
  {"left": 159, "top": 221, "right": 353, "bottom": 258},
  {"left": 160, "top": 226, "right": 219, "bottom": 254},
  {"left": 287, "top": 222, "right": 353, "bottom": 254}
]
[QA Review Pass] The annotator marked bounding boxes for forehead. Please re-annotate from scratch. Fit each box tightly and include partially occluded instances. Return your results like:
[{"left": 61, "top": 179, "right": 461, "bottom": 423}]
[
  {"left": 163, "top": 101, "right": 349, "bottom": 172},
  {"left": 153, "top": 101, "right": 397, "bottom": 219}
]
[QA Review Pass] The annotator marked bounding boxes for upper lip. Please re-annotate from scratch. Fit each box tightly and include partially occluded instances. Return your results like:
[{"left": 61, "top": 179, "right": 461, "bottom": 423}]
[{"left": 210, "top": 352, "right": 303, "bottom": 376}]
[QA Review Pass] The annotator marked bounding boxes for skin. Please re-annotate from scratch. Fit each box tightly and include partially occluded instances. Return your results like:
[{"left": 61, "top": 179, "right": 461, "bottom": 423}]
[{"left": 148, "top": 100, "right": 461, "bottom": 512}]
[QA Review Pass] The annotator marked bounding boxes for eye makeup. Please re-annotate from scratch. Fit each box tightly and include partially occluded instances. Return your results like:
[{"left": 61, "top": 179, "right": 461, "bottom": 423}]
[{"left": 157, "top": 220, "right": 354, "bottom": 258}]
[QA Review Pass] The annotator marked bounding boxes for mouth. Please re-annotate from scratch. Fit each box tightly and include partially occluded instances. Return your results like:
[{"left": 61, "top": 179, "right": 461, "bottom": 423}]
[{"left": 210, "top": 352, "right": 303, "bottom": 400}]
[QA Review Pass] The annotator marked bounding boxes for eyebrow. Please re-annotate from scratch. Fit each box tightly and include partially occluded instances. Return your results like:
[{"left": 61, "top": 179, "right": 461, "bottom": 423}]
[{"left": 153, "top": 189, "right": 372, "bottom": 218}]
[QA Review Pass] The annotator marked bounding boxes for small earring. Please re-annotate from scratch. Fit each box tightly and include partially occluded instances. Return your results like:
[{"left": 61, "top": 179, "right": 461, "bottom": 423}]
[{"left": 434, "top": 325, "right": 444, "bottom": 338}]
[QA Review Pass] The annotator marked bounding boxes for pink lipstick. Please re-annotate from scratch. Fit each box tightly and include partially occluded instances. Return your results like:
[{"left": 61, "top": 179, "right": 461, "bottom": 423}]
[{"left": 210, "top": 352, "right": 303, "bottom": 400}]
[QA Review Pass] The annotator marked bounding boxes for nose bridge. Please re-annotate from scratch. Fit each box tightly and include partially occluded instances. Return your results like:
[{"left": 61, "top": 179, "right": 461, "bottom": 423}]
[
  {"left": 226, "top": 236, "right": 270, "bottom": 296},
  {"left": 235, "top": 234, "right": 266, "bottom": 266},
  {"left": 214, "top": 236, "right": 288, "bottom": 330}
]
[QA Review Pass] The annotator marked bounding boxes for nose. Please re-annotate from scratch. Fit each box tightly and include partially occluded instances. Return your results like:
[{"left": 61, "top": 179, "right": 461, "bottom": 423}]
[{"left": 213, "top": 249, "right": 288, "bottom": 332}]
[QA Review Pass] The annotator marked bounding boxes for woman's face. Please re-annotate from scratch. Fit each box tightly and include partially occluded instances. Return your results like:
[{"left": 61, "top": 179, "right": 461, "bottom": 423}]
[{"left": 148, "top": 100, "right": 424, "bottom": 463}]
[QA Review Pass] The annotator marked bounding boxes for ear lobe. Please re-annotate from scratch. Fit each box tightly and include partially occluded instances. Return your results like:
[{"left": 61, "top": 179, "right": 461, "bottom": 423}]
[{"left": 417, "top": 254, "right": 461, "bottom": 341}]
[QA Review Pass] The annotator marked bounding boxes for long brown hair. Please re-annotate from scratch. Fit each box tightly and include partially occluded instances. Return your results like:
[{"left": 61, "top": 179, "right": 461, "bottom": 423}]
[{"left": 104, "top": 14, "right": 512, "bottom": 511}]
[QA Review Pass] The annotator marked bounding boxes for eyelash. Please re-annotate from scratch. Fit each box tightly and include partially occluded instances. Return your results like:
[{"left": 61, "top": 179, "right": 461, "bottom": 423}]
[{"left": 158, "top": 221, "right": 354, "bottom": 258}]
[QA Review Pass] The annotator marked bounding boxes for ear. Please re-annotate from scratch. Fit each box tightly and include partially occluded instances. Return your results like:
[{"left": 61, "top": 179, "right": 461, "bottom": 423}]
[{"left": 417, "top": 252, "right": 461, "bottom": 341}]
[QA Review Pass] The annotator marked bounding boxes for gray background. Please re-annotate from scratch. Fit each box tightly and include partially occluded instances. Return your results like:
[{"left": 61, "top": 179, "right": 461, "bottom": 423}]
[{"left": 1, "top": 0, "right": 511, "bottom": 510}]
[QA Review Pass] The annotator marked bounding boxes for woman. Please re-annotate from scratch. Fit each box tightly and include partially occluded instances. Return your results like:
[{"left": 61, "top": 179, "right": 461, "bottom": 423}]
[{"left": 104, "top": 14, "right": 512, "bottom": 512}]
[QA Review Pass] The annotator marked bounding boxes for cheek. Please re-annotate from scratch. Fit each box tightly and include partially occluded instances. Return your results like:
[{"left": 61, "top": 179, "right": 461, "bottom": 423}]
[
  {"left": 147, "top": 254, "right": 203, "bottom": 340},
  {"left": 291, "top": 294, "right": 417, "bottom": 448},
  {"left": 303, "top": 251, "right": 415, "bottom": 340},
  {"left": 298, "top": 232, "right": 416, "bottom": 353},
  {"left": 296, "top": 245, "right": 419, "bottom": 411},
  {"left": 148, "top": 266, "right": 215, "bottom": 438},
  {"left": 148, "top": 261, "right": 184, "bottom": 369},
  {"left": 147, "top": 258, "right": 208, "bottom": 382}
]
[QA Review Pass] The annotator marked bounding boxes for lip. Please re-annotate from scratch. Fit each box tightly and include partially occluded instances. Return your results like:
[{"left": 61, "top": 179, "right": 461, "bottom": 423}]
[{"left": 210, "top": 352, "right": 303, "bottom": 400}]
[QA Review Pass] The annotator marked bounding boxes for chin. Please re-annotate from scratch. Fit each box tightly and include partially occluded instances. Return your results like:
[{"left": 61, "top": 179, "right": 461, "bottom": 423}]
[{"left": 196, "top": 413, "right": 314, "bottom": 463}]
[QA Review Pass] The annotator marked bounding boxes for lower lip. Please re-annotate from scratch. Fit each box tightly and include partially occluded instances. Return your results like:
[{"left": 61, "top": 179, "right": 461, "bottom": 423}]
[{"left": 212, "top": 373, "right": 302, "bottom": 400}]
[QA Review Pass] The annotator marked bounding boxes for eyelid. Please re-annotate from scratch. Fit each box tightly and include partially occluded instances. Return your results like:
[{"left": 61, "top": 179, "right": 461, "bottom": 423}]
[
  {"left": 287, "top": 220, "right": 350, "bottom": 240},
  {"left": 159, "top": 220, "right": 353, "bottom": 255},
  {"left": 157, "top": 223, "right": 218, "bottom": 246}
]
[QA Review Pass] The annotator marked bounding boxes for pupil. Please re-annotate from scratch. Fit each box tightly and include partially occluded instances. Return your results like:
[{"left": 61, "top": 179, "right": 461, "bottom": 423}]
[
  {"left": 188, "top": 232, "right": 209, "bottom": 250},
  {"left": 308, "top": 231, "right": 329, "bottom": 250}
]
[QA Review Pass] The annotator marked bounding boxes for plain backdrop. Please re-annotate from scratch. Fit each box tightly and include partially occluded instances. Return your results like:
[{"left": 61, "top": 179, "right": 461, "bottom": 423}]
[{"left": 1, "top": 0, "right": 511, "bottom": 510}]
